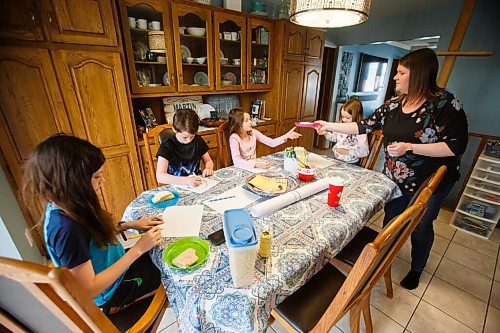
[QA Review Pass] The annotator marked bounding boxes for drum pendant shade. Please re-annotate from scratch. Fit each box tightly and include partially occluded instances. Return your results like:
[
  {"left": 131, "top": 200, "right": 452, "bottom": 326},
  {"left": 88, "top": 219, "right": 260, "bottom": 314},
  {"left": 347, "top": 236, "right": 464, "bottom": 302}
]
[{"left": 289, "top": 0, "right": 371, "bottom": 28}]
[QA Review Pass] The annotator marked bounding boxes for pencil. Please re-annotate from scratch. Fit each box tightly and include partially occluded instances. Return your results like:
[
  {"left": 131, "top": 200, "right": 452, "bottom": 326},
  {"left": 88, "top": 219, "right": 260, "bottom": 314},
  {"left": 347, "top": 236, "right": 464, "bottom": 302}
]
[{"left": 129, "top": 233, "right": 145, "bottom": 239}]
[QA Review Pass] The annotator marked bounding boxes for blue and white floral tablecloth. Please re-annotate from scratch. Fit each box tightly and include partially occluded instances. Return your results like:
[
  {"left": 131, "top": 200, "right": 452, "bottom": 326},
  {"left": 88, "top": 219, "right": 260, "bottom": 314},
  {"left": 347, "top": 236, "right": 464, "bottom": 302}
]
[{"left": 122, "top": 153, "right": 401, "bottom": 333}]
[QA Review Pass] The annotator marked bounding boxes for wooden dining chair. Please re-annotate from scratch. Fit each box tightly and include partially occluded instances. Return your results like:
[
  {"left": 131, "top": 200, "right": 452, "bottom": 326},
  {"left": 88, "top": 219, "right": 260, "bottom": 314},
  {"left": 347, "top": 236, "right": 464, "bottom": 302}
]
[
  {"left": 271, "top": 202, "right": 427, "bottom": 333},
  {"left": 330, "top": 165, "right": 447, "bottom": 298},
  {"left": 216, "top": 120, "right": 231, "bottom": 168},
  {"left": 0, "top": 257, "right": 169, "bottom": 333},
  {"left": 360, "top": 130, "right": 383, "bottom": 170},
  {"left": 143, "top": 124, "right": 175, "bottom": 188}
]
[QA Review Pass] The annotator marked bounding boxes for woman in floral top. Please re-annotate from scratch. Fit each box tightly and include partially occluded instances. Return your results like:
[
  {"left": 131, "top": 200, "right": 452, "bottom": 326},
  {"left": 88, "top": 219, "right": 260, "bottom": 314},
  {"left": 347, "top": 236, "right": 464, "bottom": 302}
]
[{"left": 315, "top": 48, "right": 468, "bottom": 290}]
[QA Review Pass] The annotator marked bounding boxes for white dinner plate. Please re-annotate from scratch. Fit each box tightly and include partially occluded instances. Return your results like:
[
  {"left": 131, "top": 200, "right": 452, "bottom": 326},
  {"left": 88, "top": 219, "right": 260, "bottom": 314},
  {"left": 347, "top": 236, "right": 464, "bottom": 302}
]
[
  {"left": 194, "top": 72, "right": 209, "bottom": 86},
  {"left": 220, "top": 50, "right": 224, "bottom": 59},
  {"left": 163, "top": 72, "right": 169, "bottom": 86},
  {"left": 180, "top": 45, "right": 191, "bottom": 60}
]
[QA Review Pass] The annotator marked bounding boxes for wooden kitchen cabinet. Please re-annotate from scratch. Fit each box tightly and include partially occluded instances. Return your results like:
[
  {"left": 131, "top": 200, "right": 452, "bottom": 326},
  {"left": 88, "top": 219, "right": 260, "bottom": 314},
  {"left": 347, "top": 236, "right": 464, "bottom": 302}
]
[
  {"left": 171, "top": 3, "right": 214, "bottom": 92},
  {"left": 281, "top": 62, "right": 304, "bottom": 121},
  {"left": 214, "top": 11, "right": 246, "bottom": 91},
  {"left": 0, "top": 46, "right": 73, "bottom": 251},
  {"left": 0, "top": 0, "right": 45, "bottom": 41},
  {"left": 283, "top": 21, "right": 324, "bottom": 65},
  {"left": 51, "top": 49, "right": 143, "bottom": 220},
  {"left": 43, "top": 0, "right": 117, "bottom": 46},
  {"left": 302, "top": 65, "right": 322, "bottom": 118},
  {"left": 119, "top": 0, "right": 177, "bottom": 94},
  {"left": 246, "top": 18, "right": 273, "bottom": 90}
]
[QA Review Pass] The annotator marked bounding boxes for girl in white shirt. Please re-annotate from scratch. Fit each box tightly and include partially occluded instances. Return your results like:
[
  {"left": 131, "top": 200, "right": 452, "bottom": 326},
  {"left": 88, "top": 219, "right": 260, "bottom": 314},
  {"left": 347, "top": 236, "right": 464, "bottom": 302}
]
[{"left": 325, "top": 99, "right": 369, "bottom": 164}]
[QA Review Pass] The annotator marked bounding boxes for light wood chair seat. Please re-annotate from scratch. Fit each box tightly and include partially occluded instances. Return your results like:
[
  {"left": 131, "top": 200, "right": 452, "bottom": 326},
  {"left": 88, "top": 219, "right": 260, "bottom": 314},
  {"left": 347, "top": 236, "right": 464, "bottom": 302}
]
[
  {"left": 0, "top": 257, "right": 169, "bottom": 333},
  {"left": 271, "top": 202, "right": 427, "bottom": 333}
]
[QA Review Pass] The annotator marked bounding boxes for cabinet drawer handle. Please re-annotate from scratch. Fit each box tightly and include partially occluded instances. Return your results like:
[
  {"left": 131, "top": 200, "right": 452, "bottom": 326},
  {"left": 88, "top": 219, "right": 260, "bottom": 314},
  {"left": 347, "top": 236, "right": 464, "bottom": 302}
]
[
  {"left": 48, "top": 11, "right": 56, "bottom": 26},
  {"left": 30, "top": 11, "right": 38, "bottom": 26}
]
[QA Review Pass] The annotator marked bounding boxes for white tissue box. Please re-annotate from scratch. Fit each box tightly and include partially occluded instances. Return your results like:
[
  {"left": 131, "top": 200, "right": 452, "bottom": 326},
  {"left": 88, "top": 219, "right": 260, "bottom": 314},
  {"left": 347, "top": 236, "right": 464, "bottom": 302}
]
[{"left": 224, "top": 0, "right": 241, "bottom": 11}]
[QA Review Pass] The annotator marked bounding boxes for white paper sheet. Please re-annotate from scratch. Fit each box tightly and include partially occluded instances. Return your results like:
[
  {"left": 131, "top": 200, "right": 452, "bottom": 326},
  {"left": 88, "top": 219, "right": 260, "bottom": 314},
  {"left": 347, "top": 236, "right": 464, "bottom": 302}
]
[
  {"left": 174, "top": 177, "right": 219, "bottom": 193},
  {"left": 308, "top": 153, "right": 334, "bottom": 169},
  {"left": 161, "top": 205, "right": 204, "bottom": 237},
  {"left": 250, "top": 178, "right": 330, "bottom": 218},
  {"left": 203, "top": 186, "right": 261, "bottom": 214}
]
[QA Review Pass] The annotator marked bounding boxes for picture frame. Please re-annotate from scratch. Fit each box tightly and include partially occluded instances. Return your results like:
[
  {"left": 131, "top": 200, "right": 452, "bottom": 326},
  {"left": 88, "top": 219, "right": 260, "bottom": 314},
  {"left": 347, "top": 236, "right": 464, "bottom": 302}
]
[{"left": 138, "top": 107, "right": 159, "bottom": 129}]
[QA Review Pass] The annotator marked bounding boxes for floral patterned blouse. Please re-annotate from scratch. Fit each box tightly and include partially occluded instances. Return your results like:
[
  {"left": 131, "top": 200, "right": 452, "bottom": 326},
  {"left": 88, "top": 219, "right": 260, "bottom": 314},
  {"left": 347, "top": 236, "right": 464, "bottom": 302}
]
[{"left": 357, "top": 90, "right": 468, "bottom": 195}]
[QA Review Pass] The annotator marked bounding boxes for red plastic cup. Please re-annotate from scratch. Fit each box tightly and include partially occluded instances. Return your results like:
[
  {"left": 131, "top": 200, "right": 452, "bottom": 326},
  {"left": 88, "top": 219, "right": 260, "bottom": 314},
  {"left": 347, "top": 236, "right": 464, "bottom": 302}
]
[{"left": 328, "top": 177, "right": 344, "bottom": 207}]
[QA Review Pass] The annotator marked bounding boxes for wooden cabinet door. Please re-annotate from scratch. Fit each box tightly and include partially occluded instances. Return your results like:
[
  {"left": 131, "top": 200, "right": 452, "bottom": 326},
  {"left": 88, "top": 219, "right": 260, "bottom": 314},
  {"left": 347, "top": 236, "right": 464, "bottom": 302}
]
[
  {"left": 52, "top": 50, "right": 143, "bottom": 219},
  {"left": 43, "top": 0, "right": 117, "bottom": 46},
  {"left": 0, "top": 47, "right": 72, "bottom": 252},
  {"left": 281, "top": 62, "right": 304, "bottom": 121},
  {"left": 246, "top": 18, "right": 273, "bottom": 90},
  {"left": 171, "top": 3, "right": 214, "bottom": 92},
  {"left": 284, "top": 22, "right": 306, "bottom": 62},
  {"left": 301, "top": 65, "right": 322, "bottom": 118},
  {"left": 305, "top": 29, "right": 325, "bottom": 64},
  {"left": 0, "top": 0, "right": 45, "bottom": 41},
  {"left": 214, "top": 11, "right": 246, "bottom": 91},
  {"left": 255, "top": 123, "right": 276, "bottom": 157}
]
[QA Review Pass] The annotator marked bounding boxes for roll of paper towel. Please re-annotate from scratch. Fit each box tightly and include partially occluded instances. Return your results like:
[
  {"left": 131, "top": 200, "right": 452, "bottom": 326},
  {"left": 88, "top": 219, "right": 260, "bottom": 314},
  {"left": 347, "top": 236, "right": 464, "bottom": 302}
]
[{"left": 250, "top": 178, "right": 330, "bottom": 217}]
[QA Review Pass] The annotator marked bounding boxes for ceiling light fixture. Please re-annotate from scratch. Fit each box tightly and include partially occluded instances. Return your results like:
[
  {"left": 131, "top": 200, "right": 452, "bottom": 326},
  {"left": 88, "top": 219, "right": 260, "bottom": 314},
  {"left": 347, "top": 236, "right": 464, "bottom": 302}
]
[{"left": 289, "top": 0, "right": 372, "bottom": 28}]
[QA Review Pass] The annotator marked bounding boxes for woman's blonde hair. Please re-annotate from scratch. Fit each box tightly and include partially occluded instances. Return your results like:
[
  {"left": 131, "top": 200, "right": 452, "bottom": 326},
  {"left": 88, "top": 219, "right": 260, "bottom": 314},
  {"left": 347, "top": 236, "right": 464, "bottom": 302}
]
[{"left": 341, "top": 99, "right": 364, "bottom": 122}]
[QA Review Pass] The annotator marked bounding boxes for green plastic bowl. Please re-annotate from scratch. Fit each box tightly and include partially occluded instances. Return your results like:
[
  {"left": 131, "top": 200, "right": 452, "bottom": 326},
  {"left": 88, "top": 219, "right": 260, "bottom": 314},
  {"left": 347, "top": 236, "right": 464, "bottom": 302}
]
[{"left": 163, "top": 237, "right": 210, "bottom": 270}]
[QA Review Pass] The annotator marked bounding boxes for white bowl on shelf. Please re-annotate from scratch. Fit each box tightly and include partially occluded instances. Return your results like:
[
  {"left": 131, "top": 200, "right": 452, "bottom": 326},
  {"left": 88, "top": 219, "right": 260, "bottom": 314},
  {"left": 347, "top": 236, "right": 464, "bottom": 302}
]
[
  {"left": 222, "top": 80, "right": 232, "bottom": 86},
  {"left": 220, "top": 57, "right": 229, "bottom": 65},
  {"left": 195, "top": 57, "right": 206, "bottom": 64},
  {"left": 186, "top": 27, "right": 206, "bottom": 37},
  {"left": 185, "top": 57, "right": 194, "bottom": 64}
]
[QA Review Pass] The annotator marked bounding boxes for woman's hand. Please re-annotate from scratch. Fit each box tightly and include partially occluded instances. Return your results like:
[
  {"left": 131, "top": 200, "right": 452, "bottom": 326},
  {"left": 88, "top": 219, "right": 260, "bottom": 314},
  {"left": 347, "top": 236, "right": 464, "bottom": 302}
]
[
  {"left": 285, "top": 127, "right": 302, "bottom": 140},
  {"left": 314, "top": 120, "right": 330, "bottom": 135},
  {"left": 134, "top": 226, "right": 163, "bottom": 254},
  {"left": 202, "top": 168, "right": 214, "bottom": 177},
  {"left": 255, "top": 161, "right": 271, "bottom": 169},
  {"left": 188, "top": 175, "right": 203, "bottom": 186},
  {"left": 131, "top": 216, "right": 164, "bottom": 231},
  {"left": 387, "top": 142, "right": 412, "bottom": 157}
]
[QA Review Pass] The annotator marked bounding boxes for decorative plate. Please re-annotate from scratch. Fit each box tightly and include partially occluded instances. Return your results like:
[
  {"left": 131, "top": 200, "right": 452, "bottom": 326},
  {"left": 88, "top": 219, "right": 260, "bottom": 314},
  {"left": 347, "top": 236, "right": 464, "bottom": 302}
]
[
  {"left": 180, "top": 45, "right": 191, "bottom": 60},
  {"left": 219, "top": 50, "right": 224, "bottom": 58},
  {"left": 163, "top": 237, "right": 209, "bottom": 270},
  {"left": 243, "top": 173, "right": 298, "bottom": 198},
  {"left": 147, "top": 190, "right": 180, "bottom": 208},
  {"left": 194, "top": 71, "right": 209, "bottom": 86},
  {"left": 225, "top": 71, "right": 237, "bottom": 84}
]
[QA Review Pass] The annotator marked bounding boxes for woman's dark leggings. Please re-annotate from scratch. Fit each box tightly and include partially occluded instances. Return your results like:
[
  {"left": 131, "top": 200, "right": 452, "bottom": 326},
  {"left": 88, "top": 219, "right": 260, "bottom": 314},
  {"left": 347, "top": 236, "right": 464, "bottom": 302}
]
[{"left": 383, "top": 183, "right": 454, "bottom": 272}]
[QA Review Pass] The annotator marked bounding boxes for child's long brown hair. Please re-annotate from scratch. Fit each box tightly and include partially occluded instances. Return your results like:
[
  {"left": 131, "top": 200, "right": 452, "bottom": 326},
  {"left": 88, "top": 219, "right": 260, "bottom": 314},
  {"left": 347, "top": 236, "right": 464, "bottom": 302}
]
[
  {"left": 22, "top": 134, "right": 117, "bottom": 248},
  {"left": 342, "top": 99, "right": 364, "bottom": 122},
  {"left": 228, "top": 107, "right": 252, "bottom": 137}
]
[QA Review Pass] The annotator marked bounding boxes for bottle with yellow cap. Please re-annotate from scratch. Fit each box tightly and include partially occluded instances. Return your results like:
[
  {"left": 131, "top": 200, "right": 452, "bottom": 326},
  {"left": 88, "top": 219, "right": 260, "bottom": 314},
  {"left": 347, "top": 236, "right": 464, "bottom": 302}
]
[{"left": 259, "top": 230, "right": 272, "bottom": 258}]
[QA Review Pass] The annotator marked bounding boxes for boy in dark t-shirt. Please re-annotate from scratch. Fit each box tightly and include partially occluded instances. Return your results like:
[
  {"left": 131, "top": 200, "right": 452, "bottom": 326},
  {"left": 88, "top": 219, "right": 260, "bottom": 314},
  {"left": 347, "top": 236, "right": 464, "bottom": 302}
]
[{"left": 156, "top": 108, "right": 214, "bottom": 186}]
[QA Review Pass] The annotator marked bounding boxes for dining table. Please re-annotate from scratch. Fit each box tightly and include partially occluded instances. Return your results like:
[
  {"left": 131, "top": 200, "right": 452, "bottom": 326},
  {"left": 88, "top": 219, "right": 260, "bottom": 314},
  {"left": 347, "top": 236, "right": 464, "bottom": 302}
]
[{"left": 121, "top": 152, "right": 401, "bottom": 333}]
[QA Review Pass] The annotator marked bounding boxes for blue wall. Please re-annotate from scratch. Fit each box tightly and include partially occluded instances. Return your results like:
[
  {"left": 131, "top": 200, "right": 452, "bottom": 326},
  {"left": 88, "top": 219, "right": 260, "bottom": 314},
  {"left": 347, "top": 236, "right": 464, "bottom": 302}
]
[
  {"left": 339, "top": 44, "right": 408, "bottom": 115},
  {"left": 326, "top": 0, "right": 500, "bottom": 208}
]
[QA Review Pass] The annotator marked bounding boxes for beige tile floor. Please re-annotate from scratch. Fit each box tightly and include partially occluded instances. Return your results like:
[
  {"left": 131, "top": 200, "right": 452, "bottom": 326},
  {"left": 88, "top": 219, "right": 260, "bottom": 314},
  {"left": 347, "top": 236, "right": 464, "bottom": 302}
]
[{"left": 155, "top": 209, "right": 500, "bottom": 333}]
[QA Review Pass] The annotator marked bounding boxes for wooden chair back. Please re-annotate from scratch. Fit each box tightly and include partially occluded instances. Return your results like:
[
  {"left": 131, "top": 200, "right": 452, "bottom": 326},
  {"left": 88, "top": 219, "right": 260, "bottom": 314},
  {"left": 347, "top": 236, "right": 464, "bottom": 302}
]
[
  {"left": 0, "top": 257, "right": 118, "bottom": 332},
  {"left": 309, "top": 203, "right": 427, "bottom": 332},
  {"left": 409, "top": 165, "right": 447, "bottom": 207},
  {"left": 360, "top": 130, "right": 383, "bottom": 170},
  {"left": 216, "top": 120, "right": 232, "bottom": 168},
  {"left": 143, "top": 124, "right": 175, "bottom": 188},
  {"left": 0, "top": 257, "right": 168, "bottom": 333}
]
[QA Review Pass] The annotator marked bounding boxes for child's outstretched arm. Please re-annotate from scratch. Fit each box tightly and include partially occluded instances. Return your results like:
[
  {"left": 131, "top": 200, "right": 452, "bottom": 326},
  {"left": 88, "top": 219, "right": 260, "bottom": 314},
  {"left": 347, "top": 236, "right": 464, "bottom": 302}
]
[
  {"left": 156, "top": 156, "right": 202, "bottom": 186},
  {"left": 255, "top": 127, "right": 301, "bottom": 149},
  {"left": 201, "top": 152, "right": 214, "bottom": 177}
]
